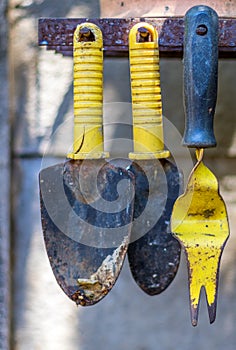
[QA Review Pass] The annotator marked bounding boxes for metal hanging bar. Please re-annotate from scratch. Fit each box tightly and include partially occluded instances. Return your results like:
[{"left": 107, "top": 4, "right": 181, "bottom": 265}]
[{"left": 38, "top": 17, "right": 236, "bottom": 58}]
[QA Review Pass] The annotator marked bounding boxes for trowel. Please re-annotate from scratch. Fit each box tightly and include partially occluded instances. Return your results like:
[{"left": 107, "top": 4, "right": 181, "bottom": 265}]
[
  {"left": 39, "top": 23, "right": 134, "bottom": 306},
  {"left": 127, "top": 23, "right": 182, "bottom": 295}
]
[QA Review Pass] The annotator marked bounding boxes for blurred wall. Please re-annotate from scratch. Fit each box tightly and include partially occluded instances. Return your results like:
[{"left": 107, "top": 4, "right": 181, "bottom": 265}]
[
  {"left": 7, "top": 1, "right": 236, "bottom": 349},
  {"left": 0, "top": 0, "right": 10, "bottom": 349}
]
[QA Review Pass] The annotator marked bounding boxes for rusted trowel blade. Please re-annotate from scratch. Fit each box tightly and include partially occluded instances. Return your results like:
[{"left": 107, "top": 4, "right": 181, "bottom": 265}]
[
  {"left": 39, "top": 159, "right": 134, "bottom": 306},
  {"left": 128, "top": 159, "right": 182, "bottom": 295}
]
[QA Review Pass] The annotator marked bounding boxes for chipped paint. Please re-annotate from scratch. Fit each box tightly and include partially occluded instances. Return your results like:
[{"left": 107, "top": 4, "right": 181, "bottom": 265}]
[
  {"left": 40, "top": 159, "right": 134, "bottom": 306},
  {"left": 171, "top": 154, "right": 229, "bottom": 325},
  {"left": 76, "top": 237, "right": 129, "bottom": 302}
]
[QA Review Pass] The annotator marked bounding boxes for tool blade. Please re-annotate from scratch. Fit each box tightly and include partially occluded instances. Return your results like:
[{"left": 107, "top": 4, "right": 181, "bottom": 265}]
[
  {"left": 171, "top": 160, "right": 229, "bottom": 325},
  {"left": 128, "top": 159, "right": 182, "bottom": 295},
  {"left": 39, "top": 159, "right": 134, "bottom": 305}
]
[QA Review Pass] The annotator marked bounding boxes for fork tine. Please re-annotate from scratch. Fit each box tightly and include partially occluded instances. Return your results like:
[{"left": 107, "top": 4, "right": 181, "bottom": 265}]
[{"left": 186, "top": 245, "right": 223, "bottom": 326}]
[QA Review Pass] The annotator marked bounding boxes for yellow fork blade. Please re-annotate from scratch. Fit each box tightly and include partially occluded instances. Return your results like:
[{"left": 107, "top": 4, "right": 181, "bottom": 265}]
[{"left": 171, "top": 154, "right": 229, "bottom": 325}]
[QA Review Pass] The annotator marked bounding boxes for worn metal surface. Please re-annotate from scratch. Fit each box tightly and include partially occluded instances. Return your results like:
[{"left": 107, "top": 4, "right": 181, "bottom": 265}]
[
  {"left": 39, "top": 159, "right": 134, "bottom": 305},
  {"left": 38, "top": 17, "right": 236, "bottom": 58},
  {"left": 171, "top": 151, "right": 229, "bottom": 326},
  {"left": 128, "top": 159, "right": 182, "bottom": 295}
]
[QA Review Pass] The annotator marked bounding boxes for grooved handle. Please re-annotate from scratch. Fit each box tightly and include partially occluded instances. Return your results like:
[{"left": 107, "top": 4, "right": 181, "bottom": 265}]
[
  {"left": 183, "top": 5, "right": 218, "bottom": 148},
  {"left": 128, "top": 22, "right": 169, "bottom": 160},
  {"left": 67, "top": 23, "right": 109, "bottom": 159}
]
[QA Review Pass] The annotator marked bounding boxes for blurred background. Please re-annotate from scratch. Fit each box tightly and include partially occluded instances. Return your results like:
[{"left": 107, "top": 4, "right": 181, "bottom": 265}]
[{"left": 1, "top": 0, "right": 236, "bottom": 349}]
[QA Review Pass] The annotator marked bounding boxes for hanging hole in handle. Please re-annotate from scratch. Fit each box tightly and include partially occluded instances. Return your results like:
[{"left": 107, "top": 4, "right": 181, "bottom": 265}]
[
  {"left": 196, "top": 24, "right": 208, "bottom": 36},
  {"left": 137, "top": 27, "right": 153, "bottom": 42},
  {"left": 78, "top": 27, "right": 95, "bottom": 42}
]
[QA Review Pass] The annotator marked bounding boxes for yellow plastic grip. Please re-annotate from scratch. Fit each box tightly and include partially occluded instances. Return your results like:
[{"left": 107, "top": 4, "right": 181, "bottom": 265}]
[
  {"left": 128, "top": 23, "right": 170, "bottom": 160},
  {"left": 67, "top": 23, "right": 109, "bottom": 159}
]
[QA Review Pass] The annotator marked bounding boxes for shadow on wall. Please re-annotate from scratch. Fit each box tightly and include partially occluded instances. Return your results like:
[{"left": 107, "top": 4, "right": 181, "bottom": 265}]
[{"left": 12, "top": 0, "right": 101, "bottom": 19}]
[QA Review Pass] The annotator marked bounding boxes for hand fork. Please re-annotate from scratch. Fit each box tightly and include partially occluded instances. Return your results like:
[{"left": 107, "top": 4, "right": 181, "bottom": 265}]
[{"left": 171, "top": 6, "right": 230, "bottom": 326}]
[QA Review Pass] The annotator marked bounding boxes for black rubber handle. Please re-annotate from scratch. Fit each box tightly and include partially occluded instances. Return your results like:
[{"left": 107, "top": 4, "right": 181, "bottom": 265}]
[{"left": 182, "top": 5, "right": 218, "bottom": 148}]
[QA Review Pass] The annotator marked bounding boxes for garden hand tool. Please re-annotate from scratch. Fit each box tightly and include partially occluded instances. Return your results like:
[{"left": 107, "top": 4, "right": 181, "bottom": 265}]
[
  {"left": 171, "top": 5, "right": 229, "bottom": 326},
  {"left": 39, "top": 23, "right": 134, "bottom": 306},
  {"left": 127, "top": 22, "right": 182, "bottom": 295}
]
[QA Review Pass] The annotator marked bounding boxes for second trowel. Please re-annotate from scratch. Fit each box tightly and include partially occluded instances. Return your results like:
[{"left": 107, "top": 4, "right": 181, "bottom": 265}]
[
  {"left": 39, "top": 23, "right": 134, "bottom": 306},
  {"left": 127, "top": 23, "right": 182, "bottom": 295}
]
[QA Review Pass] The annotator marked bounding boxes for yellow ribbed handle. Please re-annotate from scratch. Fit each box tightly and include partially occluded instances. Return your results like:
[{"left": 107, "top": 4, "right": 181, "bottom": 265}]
[
  {"left": 128, "top": 22, "right": 170, "bottom": 160},
  {"left": 67, "top": 23, "right": 109, "bottom": 159}
]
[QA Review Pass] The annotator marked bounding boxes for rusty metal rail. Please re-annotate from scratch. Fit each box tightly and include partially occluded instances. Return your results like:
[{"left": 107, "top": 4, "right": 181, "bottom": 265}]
[{"left": 38, "top": 17, "right": 236, "bottom": 58}]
